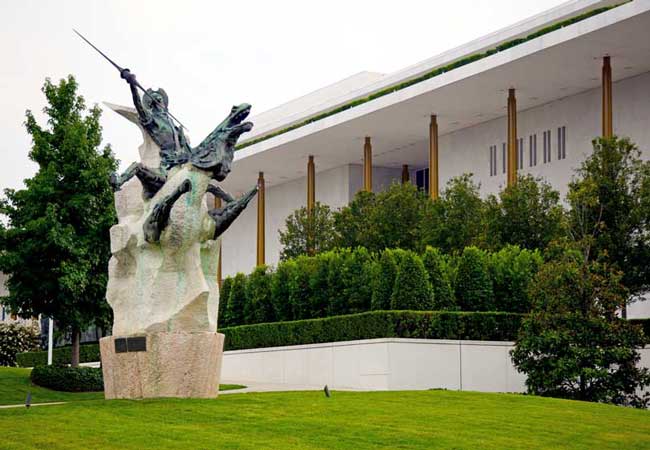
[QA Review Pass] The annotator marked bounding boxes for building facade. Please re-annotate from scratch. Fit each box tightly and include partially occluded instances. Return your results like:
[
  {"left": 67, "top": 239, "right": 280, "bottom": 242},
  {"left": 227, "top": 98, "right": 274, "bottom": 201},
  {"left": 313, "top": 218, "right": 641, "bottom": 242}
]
[{"left": 217, "top": 0, "right": 650, "bottom": 316}]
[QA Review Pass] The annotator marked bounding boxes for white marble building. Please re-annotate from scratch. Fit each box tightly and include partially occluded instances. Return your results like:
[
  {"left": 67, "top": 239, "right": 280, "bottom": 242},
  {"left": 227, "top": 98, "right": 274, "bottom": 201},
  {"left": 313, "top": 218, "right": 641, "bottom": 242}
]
[{"left": 216, "top": 0, "right": 650, "bottom": 316}]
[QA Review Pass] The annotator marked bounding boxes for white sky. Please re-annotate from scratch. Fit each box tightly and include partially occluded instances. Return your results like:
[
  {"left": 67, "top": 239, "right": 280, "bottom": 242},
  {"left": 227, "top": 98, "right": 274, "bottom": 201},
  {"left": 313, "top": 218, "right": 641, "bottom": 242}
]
[{"left": 0, "top": 0, "right": 567, "bottom": 193}]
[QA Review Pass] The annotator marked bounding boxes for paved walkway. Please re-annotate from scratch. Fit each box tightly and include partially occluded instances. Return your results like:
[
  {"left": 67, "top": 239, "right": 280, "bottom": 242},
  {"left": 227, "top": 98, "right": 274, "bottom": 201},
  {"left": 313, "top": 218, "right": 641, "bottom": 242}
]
[
  {"left": 0, "top": 402, "right": 67, "bottom": 409},
  {"left": 220, "top": 382, "right": 323, "bottom": 394}
]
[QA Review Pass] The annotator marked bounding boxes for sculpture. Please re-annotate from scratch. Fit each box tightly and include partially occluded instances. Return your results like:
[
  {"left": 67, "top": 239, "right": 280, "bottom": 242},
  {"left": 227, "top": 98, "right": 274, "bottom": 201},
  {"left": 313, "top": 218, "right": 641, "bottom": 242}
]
[{"left": 99, "top": 69, "right": 256, "bottom": 399}]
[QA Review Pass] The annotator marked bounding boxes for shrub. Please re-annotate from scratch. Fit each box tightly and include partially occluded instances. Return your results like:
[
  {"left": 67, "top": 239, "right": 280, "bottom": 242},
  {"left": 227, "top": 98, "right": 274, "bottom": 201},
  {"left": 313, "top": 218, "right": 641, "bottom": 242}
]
[
  {"left": 279, "top": 202, "right": 337, "bottom": 260},
  {"left": 271, "top": 260, "right": 295, "bottom": 322},
  {"left": 340, "top": 247, "right": 373, "bottom": 314},
  {"left": 225, "top": 273, "right": 247, "bottom": 327},
  {"left": 218, "top": 276, "right": 233, "bottom": 326},
  {"left": 391, "top": 251, "right": 433, "bottom": 310},
  {"left": 289, "top": 256, "right": 317, "bottom": 320},
  {"left": 31, "top": 365, "right": 103, "bottom": 392},
  {"left": 222, "top": 311, "right": 524, "bottom": 351},
  {"left": 422, "top": 247, "right": 455, "bottom": 310},
  {"left": 0, "top": 322, "right": 40, "bottom": 366},
  {"left": 309, "top": 252, "right": 333, "bottom": 318},
  {"left": 16, "top": 343, "right": 100, "bottom": 368},
  {"left": 371, "top": 250, "right": 397, "bottom": 310},
  {"left": 244, "top": 266, "right": 274, "bottom": 324},
  {"left": 489, "top": 245, "right": 543, "bottom": 313},
  {"left": 455, "top": 247, "right": 494, "bottom": 311}
]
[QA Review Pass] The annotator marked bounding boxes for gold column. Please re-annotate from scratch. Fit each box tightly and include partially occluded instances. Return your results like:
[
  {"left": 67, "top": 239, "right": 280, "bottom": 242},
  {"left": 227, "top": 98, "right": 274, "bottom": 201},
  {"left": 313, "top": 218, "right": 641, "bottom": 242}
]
[
  {"left": 602, "top": 56, "right": 613, "bottom": 138},
  {"left": 256, "top": 171, "right": 265, "bottom": 266},
  {"left": 507, "top": 88, "right": 517, "bottom": 187},
  {"left": 363, "top": 137, "right": 372, "bottom": 192},
  {"left": 214, "top": 195, "right": 222, "bottom": 288},
  {"left": 401, "top": 165, "right": 409, "bottom": 184},
  {"left": 307, "top": 155, "right": 315, "bottom": 214},
  {"left": 429, "top": 115, "right": 439, "bottom": 199}
]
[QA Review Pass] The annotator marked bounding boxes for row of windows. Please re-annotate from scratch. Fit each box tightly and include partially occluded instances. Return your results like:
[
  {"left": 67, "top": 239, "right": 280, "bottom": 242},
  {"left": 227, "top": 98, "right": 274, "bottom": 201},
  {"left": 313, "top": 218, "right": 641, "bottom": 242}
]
[{"left": 489, "top": 126, "right": 566, "bottom": 177}]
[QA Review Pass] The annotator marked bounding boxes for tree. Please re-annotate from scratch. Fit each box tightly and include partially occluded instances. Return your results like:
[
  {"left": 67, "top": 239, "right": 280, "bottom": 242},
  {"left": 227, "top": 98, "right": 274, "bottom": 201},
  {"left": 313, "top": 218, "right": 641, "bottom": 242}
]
[
  {"left": 279, "top": 202, "right": 336, "bottom": 260},
  {"left": 244, "top": 265, "right": 274, "bottom": 324},
  {"left": 484, "top": 174, "right": 566, "bottom": 251},
  {"left": 271, "top": 260, "right": 295, "bottom": 321},
  {"left": 422, "top": 247, "right": 455, "bottom": 310},
  {"left": 391, "top": 250, "right": 433, "bottom": 310},
  {"left": 371, "top": 250, "right": 398, "bottom": 310},
  {"left": 289, "top": 255, "right": 317, "bottom": 320},
  {"left": 568, "top": 137, "right": 650, "bottom": 311},
  {"left": 511, "top": 246, "right": 650, "bottom": 407},
  {"left": 225, "top": 273, "right": 247, "bottom": 326},
  {"left": 340, "top": 247, "right": 373, "bottom": 314},
  {"left": 455, "top": 247, "right": 494, "bottom": 311},
  {"left": 333, "top": 191, "right": 376, "bottom": 250},
  {"left": 218, "top": 277, "right": 233, "bottom": 327},
  {"left": 421, "top": 174, "right": 485, "bottom": 254},
  {"left": 488, "top": 245, "right": 542, "bottom": 312},
  {"left": 0, "top": 76, "right": 117, "bottom": 366}
]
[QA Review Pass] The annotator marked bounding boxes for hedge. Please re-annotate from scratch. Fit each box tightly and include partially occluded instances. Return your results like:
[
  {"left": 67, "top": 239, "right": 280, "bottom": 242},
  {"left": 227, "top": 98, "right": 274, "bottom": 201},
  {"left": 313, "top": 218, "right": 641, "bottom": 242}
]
[
  {"left": 16, "top": 343, "right": 100, "bottom": 368},
  {"left": 31, "top": 366, "right": 103, "bottom": 392},
  {"left": 236, "top": 5, "right": 619, "bottom": 150}
]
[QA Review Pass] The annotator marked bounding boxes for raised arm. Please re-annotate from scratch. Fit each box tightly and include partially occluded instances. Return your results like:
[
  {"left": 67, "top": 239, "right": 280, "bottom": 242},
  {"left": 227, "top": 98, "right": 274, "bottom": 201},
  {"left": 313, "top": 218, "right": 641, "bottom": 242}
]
[{"left": 120, "top": 69, "right": 150, "bottom": 123}]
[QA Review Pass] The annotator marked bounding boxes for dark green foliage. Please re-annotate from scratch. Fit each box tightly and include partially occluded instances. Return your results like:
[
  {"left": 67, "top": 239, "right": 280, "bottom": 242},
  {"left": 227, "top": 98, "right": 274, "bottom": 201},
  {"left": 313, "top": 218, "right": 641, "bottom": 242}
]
[
  {"left": 391, "top": 251, "right": 433, "bottom": 310},
  {"left": 218, "top": 277, "right": 233, "bottom": 327},
  {"left": 488, "top": 245, "right": 543, "bottom": 313},
  {"left": 333, "top": 191, "right": 376, "bottom": 250},
  {"left": 455, "top": 247, "right": 494, "bottom": 311},
  {"left": 0, "top": 323, "right": 40, "bottom": 366},
  {"left": 271, "top": 260, "right": 295, "bottom": 322},
  {"left": 279, "top": 202, "right": 336, "bottom": 260},
  {"left": 422, "top": 247, "right": 455, "bottom": 310},
  {"left": 0, "top": 76, "right": 118, "bottom": 365},
  {"left": 222, "top": 311, "right": 524, "bottom": 351},
  {"left": 31, "top": 366, "right": 103, "bottom": 392},
  {"left": 421, "top": 174, "right": 485, "bottom": 254},
  {"left": 511, "top": 251, "right": 650, "bottom": 408},
  {"left": 371, "top": 250, "right": 397, "bottom": 310},
  {"left": 244, "top": 266, "right": 274, "bottom": 324},
  {"left": 308, "top": 252, "right": 333, "bottom": 318},
  {"left": 484, "top": 175, "right": 566, "bottom": 251},
  {"left": 17, "top": 343, "right": 100, "bottom": 368},
  {"left": 340, "top": 248, "right": 373, "bottom": 314},
  {"left": 289, "top": 256, "right": 317, "bottom": 320},
  {"left": 225, "top": 273, "right": 247, "bottom": 326},
  {"left": 237, "top": 6, "right": 617, "bottom": 150}
]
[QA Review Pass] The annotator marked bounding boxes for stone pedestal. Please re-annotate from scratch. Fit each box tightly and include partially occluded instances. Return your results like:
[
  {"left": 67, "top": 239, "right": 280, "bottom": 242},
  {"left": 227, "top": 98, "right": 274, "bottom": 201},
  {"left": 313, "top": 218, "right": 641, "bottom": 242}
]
[{"left": 100, "top": 332, "right": 224, "bottom": 399}]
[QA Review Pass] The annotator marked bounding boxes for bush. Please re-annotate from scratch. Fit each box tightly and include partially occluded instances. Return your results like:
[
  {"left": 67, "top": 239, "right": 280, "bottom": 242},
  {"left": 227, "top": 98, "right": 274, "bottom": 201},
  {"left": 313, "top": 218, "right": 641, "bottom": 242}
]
[
  {"left": 455, "top": 247, "right": 494, "bottom": 311},
  {"left": 244, "top": 265, "right": 274, "bottom": 324},
  {"left": 422, "top": 247, "right": 455, "bottom": 310},
  {"left": 225, "top": 273, "right": 247, "bottom": 327},
  {"left": 279, "top": 202, "right": 337, "bottom": 260},
  {"left": 309, "top": 252, "right": 333, "bottom": 318},
  {"left": 0, "top": 322, "right": 40, "bottom": 366},
  {"left": 489, "top": 245, "right": 542, "bottom": 312},
  {"left": 222, "top": 311, "right": 524, "bottom": 351},
  {"left": 31, "top": 365, "right": 103, "bottom": 392},
  {"left": 391, "top": 251, "right": 433, "bottom": 310},
  {"left": 340, "top": 247, "right": 373, "bottom": 314},
  {"left": 289, "top": 256, "right": 317, "bottom": 320},
  {"left": 218, "top": 276, "right": 233, "bottom": 326},
  {"left": 371, "top": 250, "right": 397, "bottom": 310},
  {"left": 16, "top": 343, "right": 100, "bottom": 368},
  {"left": 271, "top": 260, "right": 295, "bottom": 322}
]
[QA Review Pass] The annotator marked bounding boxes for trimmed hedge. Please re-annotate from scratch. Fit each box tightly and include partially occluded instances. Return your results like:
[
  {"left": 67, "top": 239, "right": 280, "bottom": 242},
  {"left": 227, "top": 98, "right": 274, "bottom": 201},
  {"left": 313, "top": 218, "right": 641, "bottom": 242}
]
[
  {"left": 16, "top": 343, "right": 100, "bottom": 368},
  {"left": 221, "top": 311, "right": 524, "bottom": 351},
  {"left": 236, "top": 5, "right": 618, "bottom": 150},
  {"left": 31, "top": 366, "right": 103, "bottom": 392}
]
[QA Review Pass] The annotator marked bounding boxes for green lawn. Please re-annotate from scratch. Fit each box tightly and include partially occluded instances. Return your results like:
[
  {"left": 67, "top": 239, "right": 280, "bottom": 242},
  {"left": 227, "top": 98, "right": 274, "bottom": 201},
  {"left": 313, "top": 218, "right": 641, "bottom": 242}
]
[
  {"left": 0, "top": 367, "right": 244, "bottom": 405},
  {"left": 1, "top": 369, "right": 649, "bottom": 449}
]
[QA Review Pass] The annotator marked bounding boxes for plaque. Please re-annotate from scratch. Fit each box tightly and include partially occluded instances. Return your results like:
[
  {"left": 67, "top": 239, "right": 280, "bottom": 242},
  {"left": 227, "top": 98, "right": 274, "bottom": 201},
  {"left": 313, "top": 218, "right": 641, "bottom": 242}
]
[
  {"left": 114, "top": 338, "right": 127, "bottom": 353},
  {"left": 127, "top": 336, "right": 147, "bottom": 352}
]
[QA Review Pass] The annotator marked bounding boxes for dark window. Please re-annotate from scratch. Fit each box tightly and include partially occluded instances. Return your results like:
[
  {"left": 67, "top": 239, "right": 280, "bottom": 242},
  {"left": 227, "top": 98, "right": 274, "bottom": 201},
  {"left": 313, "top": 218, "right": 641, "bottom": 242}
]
[
  {"left": 518, "top": 138, "right": 524, "bottom": 170},
  {"left": 543, "top": 130, "right": 552, "bottom": 163},
  {"left": 416, "top": 168, "right": 429, "bottom": 194},
  {"left": 502, "top": 143, "right": 506, "bottom": 174},
  {"left": 529, "top": 134, "right": 537, "bottom": 167},
  {"left": 557, "top": 126, "right": 566, "bottom": 160}
]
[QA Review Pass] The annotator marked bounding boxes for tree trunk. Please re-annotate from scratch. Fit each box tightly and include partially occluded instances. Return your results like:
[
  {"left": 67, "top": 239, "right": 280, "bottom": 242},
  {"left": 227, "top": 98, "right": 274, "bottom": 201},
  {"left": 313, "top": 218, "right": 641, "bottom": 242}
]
[{"left": 71, "top": 326, "right": 81, "bottom": 367}]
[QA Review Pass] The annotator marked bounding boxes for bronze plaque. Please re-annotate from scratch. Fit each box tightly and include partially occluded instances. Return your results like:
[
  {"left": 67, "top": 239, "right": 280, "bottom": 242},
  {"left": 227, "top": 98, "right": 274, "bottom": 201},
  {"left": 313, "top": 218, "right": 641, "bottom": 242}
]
[
  {"left": 114, "top": 338, "right": 127, "bottom": 353},
  {"left": 127, "top": 336, "right": 147, "bottom": 352}
]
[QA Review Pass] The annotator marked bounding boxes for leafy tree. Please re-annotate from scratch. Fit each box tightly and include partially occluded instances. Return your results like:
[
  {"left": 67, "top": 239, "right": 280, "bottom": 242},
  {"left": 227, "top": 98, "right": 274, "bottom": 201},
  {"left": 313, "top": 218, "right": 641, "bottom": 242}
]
[
  {"left": 371, "top": 250, "right": 398, "bottom": 310},
  {"left": 309, "top": 252, "right": 334, "bottom": 318},
  {"left": 341, "top": 247, "right": 374, "bottom": 314},
  {"left": 391, "top": 250, "right": 433, "bottom": 310},
  {"left": 289, "top": 255, "right": 317, "bottom": 320},
  {"left": 244, "top": 265, "right": 274, "bottom": 324},
  {"left": 333, "top": 191, "right": 376, "bottom": 250},
  {"left": 484, "top": 175, "right": 566, "bottom": 251},
  {"left": 488, "top": 245, "right": 542, "bottom": 312},
  {"left": 326, "top": 249, "right": 346, "bottom": 316},
  {"left": 271, "top": 260, "right": 295, "bottom": 321},
  {"left": 279, "top": 202, "right": 336, "bottom": 260},
  {"left": 225, "top": 273, "right": 247, "bottom": 326},
  {"left": 568, "top": 137, "right": 650, "bottom": 311},
  {"left": 218, "top": 276, "right": 233, "bottom": 327},
  {"left": 455, "top": 247, "right": 494, "bottom": 311},
  {"left": 0, "top": 76, "right": 117, "bottom": 366},
  {"left": 421, "top": 174, "right": 485, "bottom": 254},
  {"left": 422, "top": 247, "right": 455, "bottom": 310},
  {"left": 511, "top": 247, "right": 650, "bottom": 407}
]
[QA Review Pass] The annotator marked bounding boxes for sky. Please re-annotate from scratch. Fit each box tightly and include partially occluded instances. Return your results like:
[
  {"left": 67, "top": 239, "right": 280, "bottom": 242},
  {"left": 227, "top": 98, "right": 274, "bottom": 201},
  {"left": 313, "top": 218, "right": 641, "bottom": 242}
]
[{"left": 0, "top": 0, "right": 568, "bottom": 193}]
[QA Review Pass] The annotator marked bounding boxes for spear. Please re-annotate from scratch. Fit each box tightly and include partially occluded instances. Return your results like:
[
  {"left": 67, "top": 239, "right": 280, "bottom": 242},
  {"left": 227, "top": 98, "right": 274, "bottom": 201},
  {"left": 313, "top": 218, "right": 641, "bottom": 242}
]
[{"left": 73, "top": 29, "right": 188, "bottom": 131}]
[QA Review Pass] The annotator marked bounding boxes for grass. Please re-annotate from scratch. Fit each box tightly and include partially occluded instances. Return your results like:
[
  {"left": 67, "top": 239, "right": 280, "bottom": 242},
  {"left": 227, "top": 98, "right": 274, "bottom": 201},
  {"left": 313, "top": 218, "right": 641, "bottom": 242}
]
[
  {"left": 0, "top": 368, "right": 245, "bottom": 405},
  {"left": 0, "top": 369, "right": 649, "bottom": 449}
]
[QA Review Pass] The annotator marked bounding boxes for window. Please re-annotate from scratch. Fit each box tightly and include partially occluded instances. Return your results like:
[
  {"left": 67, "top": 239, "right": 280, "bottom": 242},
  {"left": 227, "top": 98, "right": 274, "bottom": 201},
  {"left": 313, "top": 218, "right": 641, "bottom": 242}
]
[
  {"left": 517, "top": 138, "right": 524, "bottom": 170},
  {"left": 529, "top": 134, "right": 537, "bottom": 167},
  {"left": 415, "top": 168, "right": 429, "bottom": 194},
  {"left": 502, "top": 143, "right": 506, "bottom": 174},
  {"left": 557, "top": 126, "right": 566, "bottom": 160},
  {"left": 489, "top": 145, "right": 498, "bottom": 176},
  {"left": 543, "top": 130, "right": 552, "bottom": 163}
]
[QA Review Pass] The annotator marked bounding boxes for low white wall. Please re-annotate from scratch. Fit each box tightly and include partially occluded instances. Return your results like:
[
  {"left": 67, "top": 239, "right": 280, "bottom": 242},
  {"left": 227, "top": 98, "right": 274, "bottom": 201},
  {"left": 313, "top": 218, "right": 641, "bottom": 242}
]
[{"left": 222, "top": 338, "right": 650, "bottom": 393}]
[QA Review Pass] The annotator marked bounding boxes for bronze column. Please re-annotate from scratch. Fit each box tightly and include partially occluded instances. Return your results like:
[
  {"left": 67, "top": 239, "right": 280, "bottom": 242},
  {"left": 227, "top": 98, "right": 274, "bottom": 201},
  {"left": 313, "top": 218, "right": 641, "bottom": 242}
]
[
  {"left": 363, "top": 137, "right": 373, "bottom": 192},
  {"left": 507, "top": 89, "right": 517, "bottom": 187},
  {"left": 256, "top": 171, "right": 265, "bottom": 266},
  {"left": 402, "top": 165, "right": 410, "bottom": 184},
  {"left": 429, "top": 115, "right": 439, "bottom": 199},
  {"left": 307, "top": 155, "right": 315, "bottom": 214},
  {"left": 602, "top": 56, "right": 613, "bottom": 138}
]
